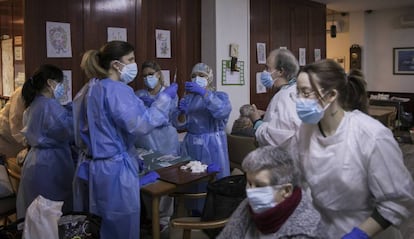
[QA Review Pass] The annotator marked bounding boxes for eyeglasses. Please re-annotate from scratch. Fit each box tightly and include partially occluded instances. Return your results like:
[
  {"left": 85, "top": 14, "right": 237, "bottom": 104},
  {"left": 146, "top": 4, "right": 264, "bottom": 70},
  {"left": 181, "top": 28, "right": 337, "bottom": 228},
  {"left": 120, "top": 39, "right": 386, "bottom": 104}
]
[
  {"left": 291, "top": 87, "right": 325, "bottom": 99},
  {"left": 296, "top": 90, "right": 318, "bottom": 98}
]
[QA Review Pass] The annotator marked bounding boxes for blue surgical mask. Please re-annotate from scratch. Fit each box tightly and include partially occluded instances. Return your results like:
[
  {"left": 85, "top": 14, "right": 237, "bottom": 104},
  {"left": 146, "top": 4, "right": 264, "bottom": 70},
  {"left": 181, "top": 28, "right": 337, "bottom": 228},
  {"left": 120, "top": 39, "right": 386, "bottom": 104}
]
[
  {"left": 118, "top": 62, "right": 138, "bottom": 84},
  {"left": 296, "top": 98, "right": 329, "bottom": 124},
  {"left": 192, "top": 76, "right": 208, "bottom": 88},
  {"left": 144, "top": 75, "right": 159, "bottom": 89},
  {"left": 53, "top": 83, "right": 65, "bottom": 100},
  {"left": 260, "top": 70, "right": 276, "bottom": 87},
  {"left": 246, "top": 185, "right": 280, "bottom": 213}
]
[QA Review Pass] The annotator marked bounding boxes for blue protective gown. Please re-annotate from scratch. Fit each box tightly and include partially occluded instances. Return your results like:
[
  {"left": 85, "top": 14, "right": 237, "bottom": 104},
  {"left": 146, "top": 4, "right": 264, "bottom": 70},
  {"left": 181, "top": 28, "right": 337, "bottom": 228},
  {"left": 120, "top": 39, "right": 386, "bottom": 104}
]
[
  {"left": 135, "top": 87, "right": 180, "bottom": 156},
  {"left": 72, "top": 78, "right": 171, "bottom": 239},
  {"left": 16, "top": 95, "right": 74, "bottom": 219},
  {"left": 172, "top": 91, "right": 232, "bottom": 179}
]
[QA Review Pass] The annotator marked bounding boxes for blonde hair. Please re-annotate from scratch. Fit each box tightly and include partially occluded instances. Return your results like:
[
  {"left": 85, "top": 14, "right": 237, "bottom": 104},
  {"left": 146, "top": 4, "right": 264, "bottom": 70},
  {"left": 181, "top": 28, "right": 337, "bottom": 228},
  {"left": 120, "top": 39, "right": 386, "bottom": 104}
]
[
  {"left": 81, "top": 41, "right": 135, "bottom": 80},
  {"left": 81, "top": 50, "right": 108, "bottom": 79}
]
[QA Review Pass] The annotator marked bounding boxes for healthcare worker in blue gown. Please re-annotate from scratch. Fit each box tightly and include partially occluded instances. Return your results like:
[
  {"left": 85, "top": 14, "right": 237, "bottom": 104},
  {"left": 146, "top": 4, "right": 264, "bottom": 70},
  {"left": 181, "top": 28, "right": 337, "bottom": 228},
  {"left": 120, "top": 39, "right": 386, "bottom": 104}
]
[
  {"left": 16, "top": 64, "right": 74, "bottom": 219},
  {"left": 173, "top": 63, "right": 231, "bottom": 179},
  {"left": 135, "top": 60, "right": 180, "bottom": 156},
  {"left": 72, "top": 40, "right": 178, "bottom": 239},
  {"left": 172, "top": 63, "right": 231, "bottom": 214},
  {"left": 135, "top": 60, "right": 179, "bottom": 231}
]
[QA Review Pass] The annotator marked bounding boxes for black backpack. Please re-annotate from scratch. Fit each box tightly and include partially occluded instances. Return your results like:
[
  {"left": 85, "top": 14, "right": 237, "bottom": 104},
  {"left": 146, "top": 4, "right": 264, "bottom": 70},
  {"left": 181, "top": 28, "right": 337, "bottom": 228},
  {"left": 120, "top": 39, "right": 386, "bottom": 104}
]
[{"left": 201, "top": 174, "right": 247, "bottom": 238}]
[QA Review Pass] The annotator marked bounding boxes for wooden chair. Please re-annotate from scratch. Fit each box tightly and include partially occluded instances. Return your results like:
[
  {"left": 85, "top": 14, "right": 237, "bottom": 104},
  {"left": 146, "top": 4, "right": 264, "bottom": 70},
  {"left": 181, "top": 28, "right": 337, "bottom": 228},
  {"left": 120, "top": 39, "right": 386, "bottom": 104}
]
[
  {"left": 226, "top": 134, "right": 257, "bottom": 171},
  {"left": 169, "top": 175, "right": 246, "bottom": 239},
  {"left": 0, "top": 158, "right": 20, "bottom": 225},
  {"left": 169, "top": 192, "right": 228, "bottom": 239},
  {"left": 368, "top": 105, "right": 397, "bottom": 130}
]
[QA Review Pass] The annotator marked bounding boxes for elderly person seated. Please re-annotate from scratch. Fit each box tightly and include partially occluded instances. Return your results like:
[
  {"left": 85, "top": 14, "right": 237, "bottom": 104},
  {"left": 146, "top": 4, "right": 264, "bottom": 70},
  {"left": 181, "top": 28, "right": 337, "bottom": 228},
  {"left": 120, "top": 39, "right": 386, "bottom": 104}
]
[
  {"left": 217, "top": 146, "right": 326, "bottom": 239},
  {"left": 231, "top": 104, "right": 255, "bottom": 137}
]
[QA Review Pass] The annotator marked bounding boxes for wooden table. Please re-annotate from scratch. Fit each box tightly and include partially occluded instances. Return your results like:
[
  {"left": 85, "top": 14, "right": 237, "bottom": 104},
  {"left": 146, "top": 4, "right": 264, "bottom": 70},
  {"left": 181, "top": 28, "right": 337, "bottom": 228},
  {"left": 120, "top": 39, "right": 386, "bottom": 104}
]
[{"left": 141, "top": 162, "right": 215, "bottom": 239}]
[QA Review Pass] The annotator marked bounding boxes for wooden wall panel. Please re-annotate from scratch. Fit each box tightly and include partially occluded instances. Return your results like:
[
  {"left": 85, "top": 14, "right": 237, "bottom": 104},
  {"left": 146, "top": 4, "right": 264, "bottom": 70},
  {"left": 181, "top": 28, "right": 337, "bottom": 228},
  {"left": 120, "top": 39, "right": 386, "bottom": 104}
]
[
  {"left": 250, "top": 0, "right": 273, "bottom": 110},
  {"left": 289, "top": 4, "right": 308, "bottom": 59},
  {"left": 137, "top": 0, "right": 201, "bottom": 97},
  {"left": 176, "top": 0, "right": 201, "bottom": 97},
  {"left": 20, "top": 0, "right": 200, "bottom": 98},
  {"left": 308, "top": 3, "right": 327, "bottom": 64},
  {"left": 250, "top": 0, "right": 326, "bottom": 110},
  {"left": 270, "top": 0, "right": 290, "bottom": 48},
  {"left": 25, "top": 0, "right": 84, "bottom": 96},
  {"left": 83, "top": 0, "right": 137, "bottom": 91}
]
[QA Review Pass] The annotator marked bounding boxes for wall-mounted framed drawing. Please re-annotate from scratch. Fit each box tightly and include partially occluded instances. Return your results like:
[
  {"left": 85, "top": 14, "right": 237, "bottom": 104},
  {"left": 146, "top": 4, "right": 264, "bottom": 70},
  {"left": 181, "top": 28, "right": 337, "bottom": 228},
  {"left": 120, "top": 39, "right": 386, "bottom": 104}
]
[{"left": 393, "top": 47, "right": 414, "bottom": 75}]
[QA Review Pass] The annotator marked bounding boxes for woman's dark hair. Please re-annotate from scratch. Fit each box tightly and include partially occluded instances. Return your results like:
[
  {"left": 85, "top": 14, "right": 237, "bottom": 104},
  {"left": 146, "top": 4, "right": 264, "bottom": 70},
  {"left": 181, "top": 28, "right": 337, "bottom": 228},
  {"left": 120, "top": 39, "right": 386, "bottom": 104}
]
[
  {"left": 81, "top": 41, "right": 134, "bottom": 79},
  {"left": 22, "top": 64, "right": 63, "bottom": 107},
  {"left": 301, "top": 59, "right": 368, "bottom": 113}
]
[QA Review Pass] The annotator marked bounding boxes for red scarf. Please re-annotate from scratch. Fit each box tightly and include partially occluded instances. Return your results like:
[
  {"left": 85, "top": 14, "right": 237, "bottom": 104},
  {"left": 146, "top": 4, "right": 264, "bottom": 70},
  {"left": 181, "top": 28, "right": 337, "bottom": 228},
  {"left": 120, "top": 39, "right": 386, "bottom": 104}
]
[{"left": 249, "top": 187, "right": 302, "bottom": 234}]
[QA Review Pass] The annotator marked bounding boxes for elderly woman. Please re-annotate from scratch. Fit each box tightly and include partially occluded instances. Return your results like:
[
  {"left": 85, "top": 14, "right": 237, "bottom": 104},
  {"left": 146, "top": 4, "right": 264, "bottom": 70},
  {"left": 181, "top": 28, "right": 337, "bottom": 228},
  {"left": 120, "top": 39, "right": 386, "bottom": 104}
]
[
  {"left": 231, "top": 104, "right": 255, "bottom": 137},
  {"left": 218, "top": 146, "right": 326, "bottom": 238}
]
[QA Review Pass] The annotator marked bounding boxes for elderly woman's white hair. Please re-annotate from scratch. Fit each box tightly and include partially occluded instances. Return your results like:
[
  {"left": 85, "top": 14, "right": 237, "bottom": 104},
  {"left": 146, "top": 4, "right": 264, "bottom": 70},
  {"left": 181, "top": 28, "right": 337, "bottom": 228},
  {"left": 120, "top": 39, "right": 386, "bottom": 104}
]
[{"left": 191, "top": 63, "right": 215, "bottom": 90}]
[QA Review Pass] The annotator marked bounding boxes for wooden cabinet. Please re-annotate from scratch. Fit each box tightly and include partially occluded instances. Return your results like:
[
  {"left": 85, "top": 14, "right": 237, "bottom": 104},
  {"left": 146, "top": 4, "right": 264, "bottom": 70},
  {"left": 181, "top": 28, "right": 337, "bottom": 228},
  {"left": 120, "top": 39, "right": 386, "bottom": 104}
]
[{"left": 250, "top": 0, "right": 326, "bottom": 110}]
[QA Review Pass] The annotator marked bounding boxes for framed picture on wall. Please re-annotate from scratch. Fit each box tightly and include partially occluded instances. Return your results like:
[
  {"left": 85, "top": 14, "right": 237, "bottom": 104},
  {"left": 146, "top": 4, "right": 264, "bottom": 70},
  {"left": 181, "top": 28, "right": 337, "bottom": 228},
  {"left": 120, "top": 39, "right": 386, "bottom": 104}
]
[{"left": 393, "top": 47, "right": 414, "bottom": 75}]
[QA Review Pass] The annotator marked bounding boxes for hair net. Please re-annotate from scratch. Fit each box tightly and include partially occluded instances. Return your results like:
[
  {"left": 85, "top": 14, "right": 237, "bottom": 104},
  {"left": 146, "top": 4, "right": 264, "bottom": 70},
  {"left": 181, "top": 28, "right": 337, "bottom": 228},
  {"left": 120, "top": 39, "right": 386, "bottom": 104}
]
[{"left": 192, "top": 63, "right": 214, "bottom": 85}]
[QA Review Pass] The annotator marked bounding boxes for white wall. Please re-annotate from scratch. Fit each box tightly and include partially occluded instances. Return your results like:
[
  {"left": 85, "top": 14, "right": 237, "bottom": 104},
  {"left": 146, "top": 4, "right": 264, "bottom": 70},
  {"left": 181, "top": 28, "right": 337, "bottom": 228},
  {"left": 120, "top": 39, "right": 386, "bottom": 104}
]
[
  {"left": 201, "top": 0, "right": 250, "bottom": 133},
  {"left": 328, "top": 8, "right": 414, "bottom": 93},
  {"left": 326, "top": 32, "right": 350, "bottom": 72},
  {"left": 364, "top": 7, "right": 414, "bottom": 93}
]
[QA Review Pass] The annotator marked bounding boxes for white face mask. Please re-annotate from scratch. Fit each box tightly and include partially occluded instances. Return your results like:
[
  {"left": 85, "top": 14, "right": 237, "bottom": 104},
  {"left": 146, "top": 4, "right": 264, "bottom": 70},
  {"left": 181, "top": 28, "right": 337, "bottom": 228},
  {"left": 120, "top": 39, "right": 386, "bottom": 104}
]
[
  {"left": 192, "top": 76, "right": 208, "bottom": 88},
  {"left": 246, "top": 185, "right": 282, "bottom": 213},
  {"left": 117, "top": 62, "right": 138, "bottom": 84},
  {"left": 144, "top": 75, "right": 159, "bottom": 89}
]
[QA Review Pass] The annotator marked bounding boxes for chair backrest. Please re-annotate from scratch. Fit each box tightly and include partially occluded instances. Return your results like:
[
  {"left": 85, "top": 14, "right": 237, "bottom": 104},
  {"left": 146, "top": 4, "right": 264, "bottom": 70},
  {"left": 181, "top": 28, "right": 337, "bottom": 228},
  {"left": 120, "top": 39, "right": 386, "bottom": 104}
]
[
  {"left": 368, "top": 105, "right": 397, "bottom": 130},
  {"left": 226, "top": 134, "right": 257, "bottom": 171}
]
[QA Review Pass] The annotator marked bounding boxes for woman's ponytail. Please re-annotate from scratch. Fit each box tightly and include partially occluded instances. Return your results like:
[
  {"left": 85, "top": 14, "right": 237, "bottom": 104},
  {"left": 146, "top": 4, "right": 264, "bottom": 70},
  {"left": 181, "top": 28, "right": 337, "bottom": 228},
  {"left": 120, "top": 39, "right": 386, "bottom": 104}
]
[{"left": 344, "top": 69, "right": 368, "bottom": 113}]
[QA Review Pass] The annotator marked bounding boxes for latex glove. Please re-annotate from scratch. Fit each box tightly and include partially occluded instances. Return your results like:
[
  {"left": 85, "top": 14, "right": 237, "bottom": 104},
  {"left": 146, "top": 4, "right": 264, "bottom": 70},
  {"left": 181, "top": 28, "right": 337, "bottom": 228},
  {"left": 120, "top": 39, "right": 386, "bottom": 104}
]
[
  {"left": 178, "top": 99, "right": 188, "bottom": 114},
  {"left": 207, "top": 163, "right": 221, "bottom": 173},
  {"left": 260, "top": 71, "right": 274, "bottom": 88},
  {"left": 342, "top": 227, "right": 370, "bottom": 239},
  {"left": 185, "top": 82, "right": 207, "bottom": 96},
  {"left": 163, "top": 83, "right": 178, "bottom": 99},
  {"left": 139, "top": 95, "right": 155, "bottom": 107},
  {"left": 140, "top": 171, "right": 160, "bottom": 187}
]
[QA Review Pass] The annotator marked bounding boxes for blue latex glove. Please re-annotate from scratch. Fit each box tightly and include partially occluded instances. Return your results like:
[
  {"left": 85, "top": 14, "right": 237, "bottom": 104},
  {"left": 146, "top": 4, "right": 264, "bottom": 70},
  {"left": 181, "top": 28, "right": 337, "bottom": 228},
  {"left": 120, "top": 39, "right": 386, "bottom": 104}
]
[
  {"left": 77, "top": 160, "right": 90, "bottom": 181},
  {"left": 139, "top": 95, "right": 155, "bottom": 107},
  {"left": 163, "top": 83, "right": 178, "bottom": 99},
  {"left": 207, "top": 163, "right": 221, "bottom": 173},
  {"left": 185, "top": 82, "right": 207, "bottom": 96},
  {"left": 140, "top": 171, "right": 160, "bottom": 187},
  {"left": 342, "top": 227, "right": 369, "bottom": 239},
  {"left": 178, "top": 99, "right": 188, "bottom": 114},
  {"left": 260, "top": 71, "right": 274, "bottom": 88}
]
